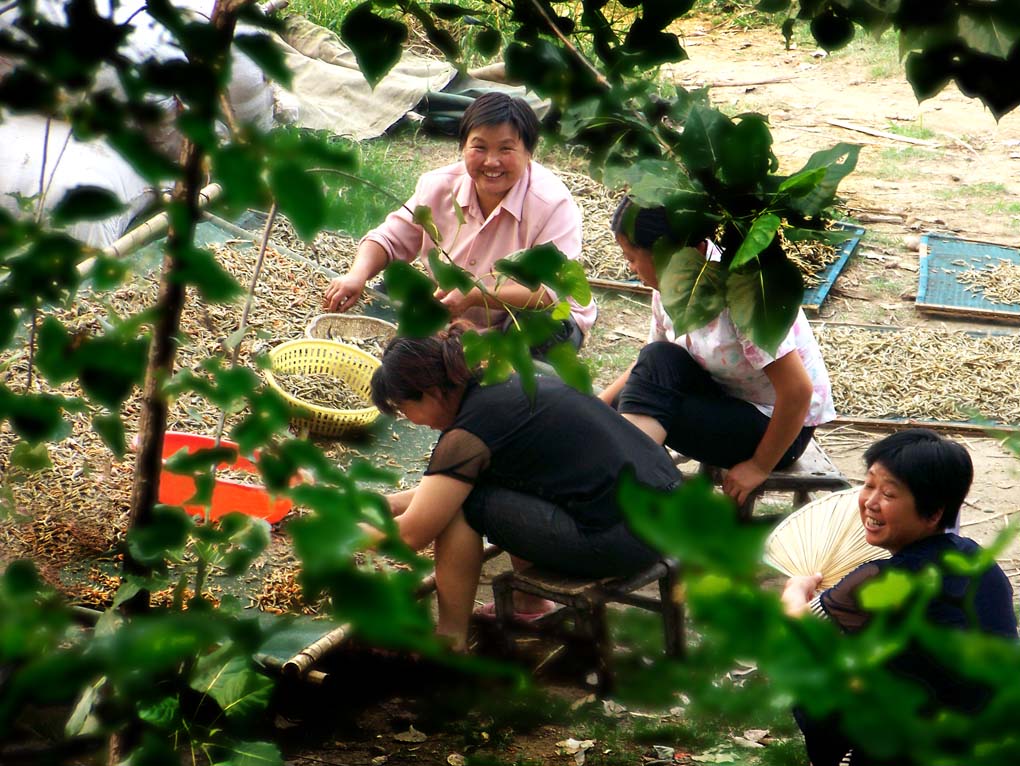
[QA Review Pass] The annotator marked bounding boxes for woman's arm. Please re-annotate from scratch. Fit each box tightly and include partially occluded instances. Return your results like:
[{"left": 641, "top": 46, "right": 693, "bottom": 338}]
[
  {"left": 436, "top": 279, "right": 552, "bottom": 318},
  {"left": 722, "top": 351, "right": 813, "bottom": 505},
  {"left": 598, "top": 361, "right": 636, "bottom": 405},
  {"left": 386, "top": 487, "right": 417, "bottom": 517},
  {"left": 388, "top": 473, "right": 475, "bottom": 552}
]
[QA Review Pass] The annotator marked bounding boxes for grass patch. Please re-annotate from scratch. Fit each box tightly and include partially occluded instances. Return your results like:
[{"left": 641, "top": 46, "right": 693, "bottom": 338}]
[
  {"left": 869, "top": 146, "right": 938, "bottom": 180},
  {"left": 826, "top": 29, "right": 901, "bottom": 79},
  {"left": 932, "top": 181, "right": 1010, "bottom": 201},
  {"left": 885, "top": 121, "right": 936, "bottom": 140}
]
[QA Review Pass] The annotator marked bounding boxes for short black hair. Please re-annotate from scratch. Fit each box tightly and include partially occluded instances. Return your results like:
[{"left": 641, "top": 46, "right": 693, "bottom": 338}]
[
  {"left": 610, "top": 197, "right": 674, "bottom": 250},
  {"left": 863, "top": 428, "right": 973, "bottom": 530},
  {"left": 458, "top": 92, "right": 540, "bottom": 153}
]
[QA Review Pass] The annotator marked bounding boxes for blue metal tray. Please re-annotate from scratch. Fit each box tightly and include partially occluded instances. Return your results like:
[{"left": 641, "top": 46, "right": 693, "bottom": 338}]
[
  {"left": 917, "top": 233, "right": 1020, "bottom": 322},
  {"left": 801, "top": 223, "right": 866, "bottom": 314}
]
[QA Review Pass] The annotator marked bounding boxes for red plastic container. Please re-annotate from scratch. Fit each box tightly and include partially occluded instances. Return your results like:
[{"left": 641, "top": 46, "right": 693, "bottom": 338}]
[{"left": 156, "top": 432, "right": 293, "bottom": 523}]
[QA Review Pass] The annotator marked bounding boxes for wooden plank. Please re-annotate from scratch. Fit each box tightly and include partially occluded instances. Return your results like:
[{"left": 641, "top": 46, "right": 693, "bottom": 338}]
[
  {"left": 825, "top": 119, "right": 939, "bottom": 147},
  {"left": 831, "top": 415, "right": 1020, "bottom": 435},
  {"left": 589, "top": 277, "right": 653, "bottom": 295}
]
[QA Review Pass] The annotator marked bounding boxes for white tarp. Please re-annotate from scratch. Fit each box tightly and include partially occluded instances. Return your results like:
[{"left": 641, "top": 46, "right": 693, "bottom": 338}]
[{"left": 272, "top": 15, "right": 457, "bottom": 140}]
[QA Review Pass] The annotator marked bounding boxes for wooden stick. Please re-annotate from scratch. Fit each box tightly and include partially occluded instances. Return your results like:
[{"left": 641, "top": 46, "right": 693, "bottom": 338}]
[
  {"left": 684, "top": 76, "right": 794, "bottom": 88},
  {"left": 825, "top": 119, "right": 939, "bottom": 147},
  {"left": 832, "top": 415, "right": 1020, "bottom": 435}
]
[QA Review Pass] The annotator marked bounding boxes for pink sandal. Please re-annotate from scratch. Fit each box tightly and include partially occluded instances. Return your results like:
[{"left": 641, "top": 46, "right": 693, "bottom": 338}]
[{"left": 474, "top": 601, "right": 551, "bottom": 622}]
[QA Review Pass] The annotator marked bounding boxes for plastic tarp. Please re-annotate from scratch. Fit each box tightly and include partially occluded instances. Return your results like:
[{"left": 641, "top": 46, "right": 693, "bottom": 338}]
[{"left": 272, "top": 15, "right": 457, "bottom": 140}]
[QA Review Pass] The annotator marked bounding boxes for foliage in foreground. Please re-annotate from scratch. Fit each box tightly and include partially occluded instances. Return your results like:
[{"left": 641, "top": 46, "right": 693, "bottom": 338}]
[{"left": 3, "top": 1, "right": 1020, "bottom": 764}]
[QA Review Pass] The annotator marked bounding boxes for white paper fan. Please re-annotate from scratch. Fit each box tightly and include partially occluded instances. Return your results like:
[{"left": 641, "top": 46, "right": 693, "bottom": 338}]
[{"left": 764, "top": 487, "right": 890, "bottom": 590}]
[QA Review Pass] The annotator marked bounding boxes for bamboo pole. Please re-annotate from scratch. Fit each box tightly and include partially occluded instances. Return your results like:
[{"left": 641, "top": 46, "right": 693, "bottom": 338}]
[
  {"left": 282, "top": 624, "right": 350, "bottom": 677},
  {"left": 76, "top": 182, "right": 223, "bottom": 275}
]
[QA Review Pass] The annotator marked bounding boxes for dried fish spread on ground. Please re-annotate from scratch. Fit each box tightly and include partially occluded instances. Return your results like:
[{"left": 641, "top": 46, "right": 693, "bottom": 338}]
[
  {"left": 815, "top": 324, "right": 1020, "bottom": 423},
  {"left": 955, "top": 260, "right": 1020, "bottom": 305},
  {"left": 784, "top": 236, "right": 840, "bottom": 288},
  {"left": 0, "top": 237, "right": 361, "bottom": 607}
]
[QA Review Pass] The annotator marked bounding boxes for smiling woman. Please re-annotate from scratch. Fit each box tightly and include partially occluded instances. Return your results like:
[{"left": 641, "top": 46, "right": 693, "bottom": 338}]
[
  {"left": 781, "top": 429, "right": 1018, "bottom": 766},
  {"left": 321, "top": 92, "right": 597, "bottom": 355}
]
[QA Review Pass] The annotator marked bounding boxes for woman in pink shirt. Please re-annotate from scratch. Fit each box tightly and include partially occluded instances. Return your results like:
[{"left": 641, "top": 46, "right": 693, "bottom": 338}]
[
  {"left": 323, "top": 93, "right": 596, "bottom": 353},
  {"left": 599, "top": 198, "right": 836, "bottom": 506}
]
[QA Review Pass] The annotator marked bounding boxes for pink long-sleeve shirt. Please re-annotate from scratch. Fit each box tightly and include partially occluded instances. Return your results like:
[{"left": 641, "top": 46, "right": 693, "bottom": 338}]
[{"left": 362, "top": 159, "right": 597, "bottom": 334}]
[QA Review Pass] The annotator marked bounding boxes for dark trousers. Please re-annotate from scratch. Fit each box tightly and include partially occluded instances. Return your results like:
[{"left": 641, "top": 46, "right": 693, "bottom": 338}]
[{"left": 618, "top": 342, "right": 813, "bottom": 469}]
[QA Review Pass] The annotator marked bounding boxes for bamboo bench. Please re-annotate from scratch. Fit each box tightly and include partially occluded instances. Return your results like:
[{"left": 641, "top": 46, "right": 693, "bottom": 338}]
[
  {"left": 694, "top": 437, "right": 850, "bottom": 520},
  {"left": 489, "top": 559, "right": 683, "bottom": 694}
]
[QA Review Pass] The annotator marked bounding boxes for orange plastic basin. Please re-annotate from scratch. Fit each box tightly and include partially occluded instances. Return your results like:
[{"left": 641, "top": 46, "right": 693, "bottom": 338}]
[{"left": 157, "top": 431, "right": 293, "bottom": 523}]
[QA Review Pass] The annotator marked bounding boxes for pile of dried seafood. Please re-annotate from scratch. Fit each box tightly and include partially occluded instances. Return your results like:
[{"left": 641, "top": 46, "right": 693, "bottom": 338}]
[
  {"left": 327, "top": 333, "right": 389, "bottom": 357},
  {"left": 815, "top": 324, "right": 1020, "bottom": 423},
  {"left": 955, "top": 259, "right": 1020, "bottom": 305},
  {"left": 785, "top": 237, "right": 840, "bottom": 288},
  {"left": 553, "top": 168, "right": 630, "bottom": 282},
  {"left": 266, "top": 214, "right": 360, "bottom": 274},
  {"left": 273, "top": 371, "right": 369, "bottom": 411}
]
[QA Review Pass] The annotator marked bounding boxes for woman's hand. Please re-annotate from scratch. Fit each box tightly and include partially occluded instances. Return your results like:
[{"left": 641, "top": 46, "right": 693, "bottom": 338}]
[
  {"left": 435, "top": 286, "right": 481, "bottom": 317},
  {"left": 722, "top": 458, "right": 769, "bottom": 506},
  {"left": 324, "top": 273, "right": 367, "bottom": 312},
  {"left": 782, "top": 573, "right": 823, "bottom": 616}
]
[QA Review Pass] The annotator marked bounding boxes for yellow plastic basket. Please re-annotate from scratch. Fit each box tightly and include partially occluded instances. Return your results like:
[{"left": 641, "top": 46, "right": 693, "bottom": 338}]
[
  {"left": 265, "top": 339, "right": 381, "bottom": 437},
  {"left": 305, "top": 313, "right": 397, "bottom": 346}
]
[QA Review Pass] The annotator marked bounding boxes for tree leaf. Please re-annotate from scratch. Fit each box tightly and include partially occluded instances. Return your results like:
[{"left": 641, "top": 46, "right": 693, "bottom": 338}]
[
  {"left": 729, "top": 213, "right": 781, "bottom": 271},
  {"left": 603, "top": 159, "right": 684, "bottom": 207},
  {"left": 10, "top": 441, "right": 52, "bottom": 472},
  {"left": 190, "top": 645, "right": 274, "bottom": 723},
  {"left": 428, "top": 248, "right": 474, "bottom": 293},
  {"left": 474, "top": 27, "right": 501, "bottom": 58},
  {"left": 656, "top": 245, "right": 727, "bottom": 335},
  {"left": 785, "top": 143, "right": 860, "bottom": 218},
  {"left": 776, "top": 166, "right": 827, "bottom": 197},
  {"left": 677, "top": 105, "right": 730, "bottom": 175},
  {"left": 174, "top": 245, "right": 243, "bottom": 303},
  {"left": 50, "top": 187, "right": 125, "bottom": 224},
  {"left": 126, "top": 506, "right": 193, "bottom": 566},
  {"left": 958, "top": 12, "right": 1020, "bottom": 60},
  {"left": 718, "top": 114, "right": 775, "bottom": 188},
  {"left": 269, "top": 161, "right": 325, "bottom": 241},
  {"left": 340, "top": 3, "right": 407, "bottom": 89},
  {"left": 213, "top": 741, "right": 284, "bottom": 766},
  {"left": 382, "top": 261, "right": 448, "bottom": 337},
  {"left": 494, "top": 243, "right": 592, "bottom": 305},
  {"left": 92, "top": 413, "right": 127, "bottom": 458},
  {"left": 725, "top": 257, "right": 803, "bottom": 356},
  {"left": 413, "top": 205, "right": 443, "bottom": 245},
  {"left": 543, "top": 342, "right": 592, "bottom": 395},
  {"left": 859, "top": 570, "right": 915, "bottom": 611},
  {"left": 233, "top": 33, "right": 292, "bottom": 87}
]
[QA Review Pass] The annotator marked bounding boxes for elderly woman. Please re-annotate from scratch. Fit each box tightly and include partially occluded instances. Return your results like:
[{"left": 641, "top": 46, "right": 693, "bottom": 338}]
[
  {"left": 368, "top": 322, "right": 681, "bottom": 650},
  {"left": 600, "top": 198, "right": 835, "bottom": 506},
  {"left": 323, "top": 92, "right": 596, "bottom": 353},
  {"left": 782, "top": 429, "right": 1017, "bottom": 766}
]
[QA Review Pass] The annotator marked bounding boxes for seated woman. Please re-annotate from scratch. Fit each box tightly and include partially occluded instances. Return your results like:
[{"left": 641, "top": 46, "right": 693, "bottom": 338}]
[
  {"left": 782, "top": 429, "right": 1017, "bottom": 766},
  {"left": 599, "top": 198, "right": 835, "bottom": 506},
  {"left": 323, "top": 92, "right": 597, "bottom": 354},
  {"left": 368, "top": 322, "right": 681, "bottom": 649}
]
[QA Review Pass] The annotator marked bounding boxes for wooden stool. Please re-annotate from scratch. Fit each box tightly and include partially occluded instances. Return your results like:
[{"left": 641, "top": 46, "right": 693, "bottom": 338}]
[
  {"left": 698, "top": 438, "right": 849, "bottom": 520},
  {"left": 490, "top": 559, "right": 683, "bottom": 694}
]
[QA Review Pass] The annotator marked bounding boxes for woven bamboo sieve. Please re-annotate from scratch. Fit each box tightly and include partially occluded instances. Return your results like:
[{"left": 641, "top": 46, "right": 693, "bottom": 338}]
[{"left": 305, "top": 314, "right": 397, "bottom": 346}]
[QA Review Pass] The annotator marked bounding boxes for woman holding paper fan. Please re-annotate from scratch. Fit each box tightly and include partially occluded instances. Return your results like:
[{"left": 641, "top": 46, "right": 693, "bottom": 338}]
[{"left": 781, "top": 429, "right": 1017, "bottom": 766}]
